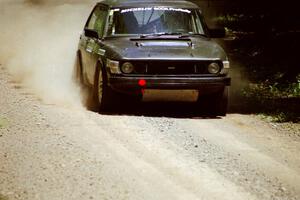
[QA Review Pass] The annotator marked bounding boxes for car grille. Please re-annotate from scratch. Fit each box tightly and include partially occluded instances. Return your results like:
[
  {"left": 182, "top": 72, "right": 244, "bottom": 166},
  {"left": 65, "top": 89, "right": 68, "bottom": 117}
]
[{"left": 131, "top": 61, "right": 215, "bottom": 75}]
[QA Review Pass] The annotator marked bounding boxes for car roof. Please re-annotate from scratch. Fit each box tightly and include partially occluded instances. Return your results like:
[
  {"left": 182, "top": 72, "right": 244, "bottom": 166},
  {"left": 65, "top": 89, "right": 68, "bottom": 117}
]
[{"left": 98, "top": 0, "right": 199, "bottom": 9}]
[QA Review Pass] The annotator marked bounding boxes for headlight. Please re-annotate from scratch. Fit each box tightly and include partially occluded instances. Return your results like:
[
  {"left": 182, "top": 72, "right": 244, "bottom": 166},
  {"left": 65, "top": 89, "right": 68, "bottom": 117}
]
[
  {"left": 208, "top": 62, "right": 220, "bottom": 74},
  {"left": 121, "top": 62, "right": 134, "bottom": 74},
  {"left": 107, "top": 59, "right": 121, "bottom": 74}
]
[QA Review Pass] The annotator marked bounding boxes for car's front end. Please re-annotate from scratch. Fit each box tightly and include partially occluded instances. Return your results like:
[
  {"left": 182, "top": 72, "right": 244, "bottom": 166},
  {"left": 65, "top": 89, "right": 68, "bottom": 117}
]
[
  {"left": 106, "top": 55, "right": 230, "bottom": 95},
  {"left": 101, "top": 6, "right": 230, "bottom": 96},
  {"left": 79, "top": 1, "right": 231, "bottom": 115}
]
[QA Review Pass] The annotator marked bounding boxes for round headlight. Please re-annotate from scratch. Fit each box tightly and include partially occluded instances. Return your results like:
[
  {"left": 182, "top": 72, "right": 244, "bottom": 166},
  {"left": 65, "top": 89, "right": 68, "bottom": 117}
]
[
  {"left": 121, "top": 62, "right": 134, "bottom": 74},
  {"left": 208, "top": 62, "right": 220, "bottom": 74}
]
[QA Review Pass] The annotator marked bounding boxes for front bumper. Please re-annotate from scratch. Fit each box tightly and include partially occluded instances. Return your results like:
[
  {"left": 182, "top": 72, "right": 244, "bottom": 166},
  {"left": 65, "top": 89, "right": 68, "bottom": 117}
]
[{"left": 108, "top": 75, "right": 231, "bottom": 93}]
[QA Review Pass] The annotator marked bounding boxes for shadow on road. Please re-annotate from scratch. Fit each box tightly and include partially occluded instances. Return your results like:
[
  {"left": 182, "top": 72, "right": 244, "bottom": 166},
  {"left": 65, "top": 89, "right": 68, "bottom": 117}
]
[
  {"left": 102, "top": 101, "right": 222, "bottom": 119},
  {"left": 101, "top": 90, "right": 299, "bottom": 121}
]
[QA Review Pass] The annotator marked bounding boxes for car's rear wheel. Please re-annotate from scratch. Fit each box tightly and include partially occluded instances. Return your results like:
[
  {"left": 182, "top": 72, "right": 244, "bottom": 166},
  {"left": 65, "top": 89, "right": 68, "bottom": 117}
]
[
  {"left": 75, "top": 52, "right": 97, "bottom": 110},
  {"left": 197, "top": 87, "right": 228, "bottom": 116},
  {"left": 74, "top": 52, "right": 83, "bottom": 85}
]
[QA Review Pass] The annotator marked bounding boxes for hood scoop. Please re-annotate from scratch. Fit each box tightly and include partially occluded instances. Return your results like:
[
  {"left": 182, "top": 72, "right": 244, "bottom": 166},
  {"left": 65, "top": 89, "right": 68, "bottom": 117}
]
[
  {"left": 136, "top": 41, "right": 192, "bottom": 47},
  {"left": 130, "top": 36, "right": 193, "bottom": 47}
]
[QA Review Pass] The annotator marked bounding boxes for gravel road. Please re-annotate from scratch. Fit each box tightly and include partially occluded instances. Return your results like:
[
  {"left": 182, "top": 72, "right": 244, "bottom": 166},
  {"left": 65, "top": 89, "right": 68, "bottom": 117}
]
[
  {"left": 1, "top": 1, "right": 299, "bottom": 200},
  {"left": 1, "top": 66, "right": 300, "bottom": 200}
]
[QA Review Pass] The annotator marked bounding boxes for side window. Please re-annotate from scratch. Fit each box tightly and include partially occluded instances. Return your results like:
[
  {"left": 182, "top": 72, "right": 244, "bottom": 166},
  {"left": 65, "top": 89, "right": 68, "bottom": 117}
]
[{"left": 87, "top": 5, "right": 108, "bottom": 37}]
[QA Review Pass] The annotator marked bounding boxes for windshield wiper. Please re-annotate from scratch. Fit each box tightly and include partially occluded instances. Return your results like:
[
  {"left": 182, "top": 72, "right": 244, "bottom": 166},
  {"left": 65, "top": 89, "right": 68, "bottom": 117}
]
[
  {"left": 178, "top": 33, "right": 208, "bottom": 38},
  {"left": 140, "top": 32, "right": 207, "bottom": 39},
  {"left": 140, "top": 32, "right": 177, "bottom": 38}
]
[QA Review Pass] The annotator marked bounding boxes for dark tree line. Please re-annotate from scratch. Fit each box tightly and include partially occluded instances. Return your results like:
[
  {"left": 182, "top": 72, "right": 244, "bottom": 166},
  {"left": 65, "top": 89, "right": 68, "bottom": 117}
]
[{"left": 190, "top": 0, "right": 300, "bottom": 121}]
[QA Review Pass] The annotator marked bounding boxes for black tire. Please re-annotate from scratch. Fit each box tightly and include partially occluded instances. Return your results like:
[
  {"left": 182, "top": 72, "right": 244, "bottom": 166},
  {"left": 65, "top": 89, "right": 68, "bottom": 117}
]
[
  {"left": 197, "top": 87, "right": 228, "bottom": 116},
  {"left": 91, "top": 63, "right": 118, "bottom": 112},
  {"left": 89, "top": 64, "right": 143, "bottom": 113}
]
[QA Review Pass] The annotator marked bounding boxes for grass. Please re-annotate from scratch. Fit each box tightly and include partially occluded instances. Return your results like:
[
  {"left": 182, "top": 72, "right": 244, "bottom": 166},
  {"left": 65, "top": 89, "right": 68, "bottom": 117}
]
[
  {"left": 241, "top": 81, "right": 300, "bottom": 122},
  {"left": 0, "top": 117, "right": 8, "bottom": 128},
  {"left": 0, "top": 194, "right": 9, "bottom": 200}
]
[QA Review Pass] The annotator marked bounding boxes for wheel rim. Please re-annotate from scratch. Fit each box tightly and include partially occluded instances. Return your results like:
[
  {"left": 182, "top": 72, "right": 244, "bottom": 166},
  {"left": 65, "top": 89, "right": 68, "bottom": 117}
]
[{"left": 98, "top": 69, "right": 103, "bottom": 104}]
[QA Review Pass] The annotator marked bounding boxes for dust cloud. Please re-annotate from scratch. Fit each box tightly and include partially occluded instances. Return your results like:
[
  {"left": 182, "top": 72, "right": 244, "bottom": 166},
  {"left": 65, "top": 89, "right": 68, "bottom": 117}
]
[{"left": 0, "top": 0, "right": 94, "bottom": 107}]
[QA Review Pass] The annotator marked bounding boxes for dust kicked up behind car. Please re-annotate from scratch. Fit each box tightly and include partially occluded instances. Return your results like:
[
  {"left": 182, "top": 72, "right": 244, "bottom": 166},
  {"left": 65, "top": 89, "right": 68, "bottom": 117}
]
[{"left": 75, "top": 0, "right": 231, "bottom": 116}]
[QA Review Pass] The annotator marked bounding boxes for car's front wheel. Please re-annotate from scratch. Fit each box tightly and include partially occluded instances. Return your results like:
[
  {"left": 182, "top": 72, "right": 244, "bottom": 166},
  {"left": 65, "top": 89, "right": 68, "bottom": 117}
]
[
  {"left": 89, "top": 64, "right": 118, "bottom": 112},
  {"left": 197, "top": 87, "right": 228, "bottom": 116}
]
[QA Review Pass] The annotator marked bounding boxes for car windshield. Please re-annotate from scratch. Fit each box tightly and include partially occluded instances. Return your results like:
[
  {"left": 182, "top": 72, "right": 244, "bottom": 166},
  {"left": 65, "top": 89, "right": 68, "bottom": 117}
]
[{"left": 107, "top": 7, "right": 207, "bottom": 36}]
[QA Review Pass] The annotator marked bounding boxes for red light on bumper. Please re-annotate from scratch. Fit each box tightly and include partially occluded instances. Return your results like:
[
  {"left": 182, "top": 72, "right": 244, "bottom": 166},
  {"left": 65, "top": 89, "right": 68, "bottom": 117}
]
[{"left": 138, "top": 79, "right": 146, "bottom": 87}]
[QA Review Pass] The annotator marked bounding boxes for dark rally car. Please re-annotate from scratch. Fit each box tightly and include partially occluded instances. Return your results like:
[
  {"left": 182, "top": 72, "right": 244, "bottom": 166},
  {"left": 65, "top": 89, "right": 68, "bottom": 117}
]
[{"left": 75, "top": 0, "right": 231, "bottom": 116}]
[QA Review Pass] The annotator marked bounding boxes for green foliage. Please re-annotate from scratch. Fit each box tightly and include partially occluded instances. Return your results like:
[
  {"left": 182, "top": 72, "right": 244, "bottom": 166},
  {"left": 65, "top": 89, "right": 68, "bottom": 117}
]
[
  {"left": 243, "top": 73, "right": 300, "bottom": 98},
  {"left": 290, "top": 74, "right": 300, "bottom": 96},
  {"left": 0, "top": 194, "right": 9, "bottom": 200},
  {"left": 0, "top": 118, "right": 8, "bottom": 128},
  {"left": 227, "top": 29, "right": 300, "bottom": 123},
  {"left": 211, "top": 4, "right": 300, "bottom": 123},
  {"left": 214, "top": 14, "right": 269, "bottom": 32},
  {"left": 259, "top": 111, "right": 299, "bottom": 123},
  {"left": 242, "top": 80, "right": 300, "bottom": 123}
]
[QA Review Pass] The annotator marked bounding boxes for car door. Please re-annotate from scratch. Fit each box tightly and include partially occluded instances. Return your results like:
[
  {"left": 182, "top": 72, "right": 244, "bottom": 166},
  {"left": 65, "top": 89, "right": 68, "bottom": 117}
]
[{"left": 80, "top": 4, "right": 108, "bottom": 85}]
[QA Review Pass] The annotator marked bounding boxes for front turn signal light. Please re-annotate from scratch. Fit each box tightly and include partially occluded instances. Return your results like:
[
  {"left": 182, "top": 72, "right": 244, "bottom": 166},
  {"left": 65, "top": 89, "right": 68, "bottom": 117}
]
[{"left": 107, "top": 59, "right": 121, "bottom": 74}]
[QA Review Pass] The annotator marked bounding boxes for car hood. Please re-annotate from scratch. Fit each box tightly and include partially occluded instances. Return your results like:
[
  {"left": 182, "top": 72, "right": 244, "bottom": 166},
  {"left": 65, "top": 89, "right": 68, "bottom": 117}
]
[{"left": 102, "top": 37, "right": 227, "bottom": 61}]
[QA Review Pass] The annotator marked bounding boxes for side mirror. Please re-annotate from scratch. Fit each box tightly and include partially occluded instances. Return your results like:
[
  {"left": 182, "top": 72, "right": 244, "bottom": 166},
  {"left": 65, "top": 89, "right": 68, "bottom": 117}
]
[
  {"left": 84, "top": 28, "right": 99, "bottom": 39},
  {"left": 209, "top": 27, "right": 226, "bottom": 38}
]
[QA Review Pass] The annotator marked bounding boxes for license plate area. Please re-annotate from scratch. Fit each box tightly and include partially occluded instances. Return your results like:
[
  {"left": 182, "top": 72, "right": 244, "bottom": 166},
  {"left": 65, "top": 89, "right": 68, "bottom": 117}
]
[{"left": 143, "top": 89, "right": 199, "bottom": 102}]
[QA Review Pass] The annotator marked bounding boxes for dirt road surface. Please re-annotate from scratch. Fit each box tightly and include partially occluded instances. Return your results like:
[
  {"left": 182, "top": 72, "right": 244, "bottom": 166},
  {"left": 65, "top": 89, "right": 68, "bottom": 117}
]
[{"left": 1, "top": 66, "right": 300, "bottom": 200}]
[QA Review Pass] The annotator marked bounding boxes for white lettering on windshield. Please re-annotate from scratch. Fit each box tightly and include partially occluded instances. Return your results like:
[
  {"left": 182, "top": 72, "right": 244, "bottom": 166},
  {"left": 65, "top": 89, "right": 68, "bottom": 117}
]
[{"left": 121, "top": 7, "right": 191, "bottom": 14}]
